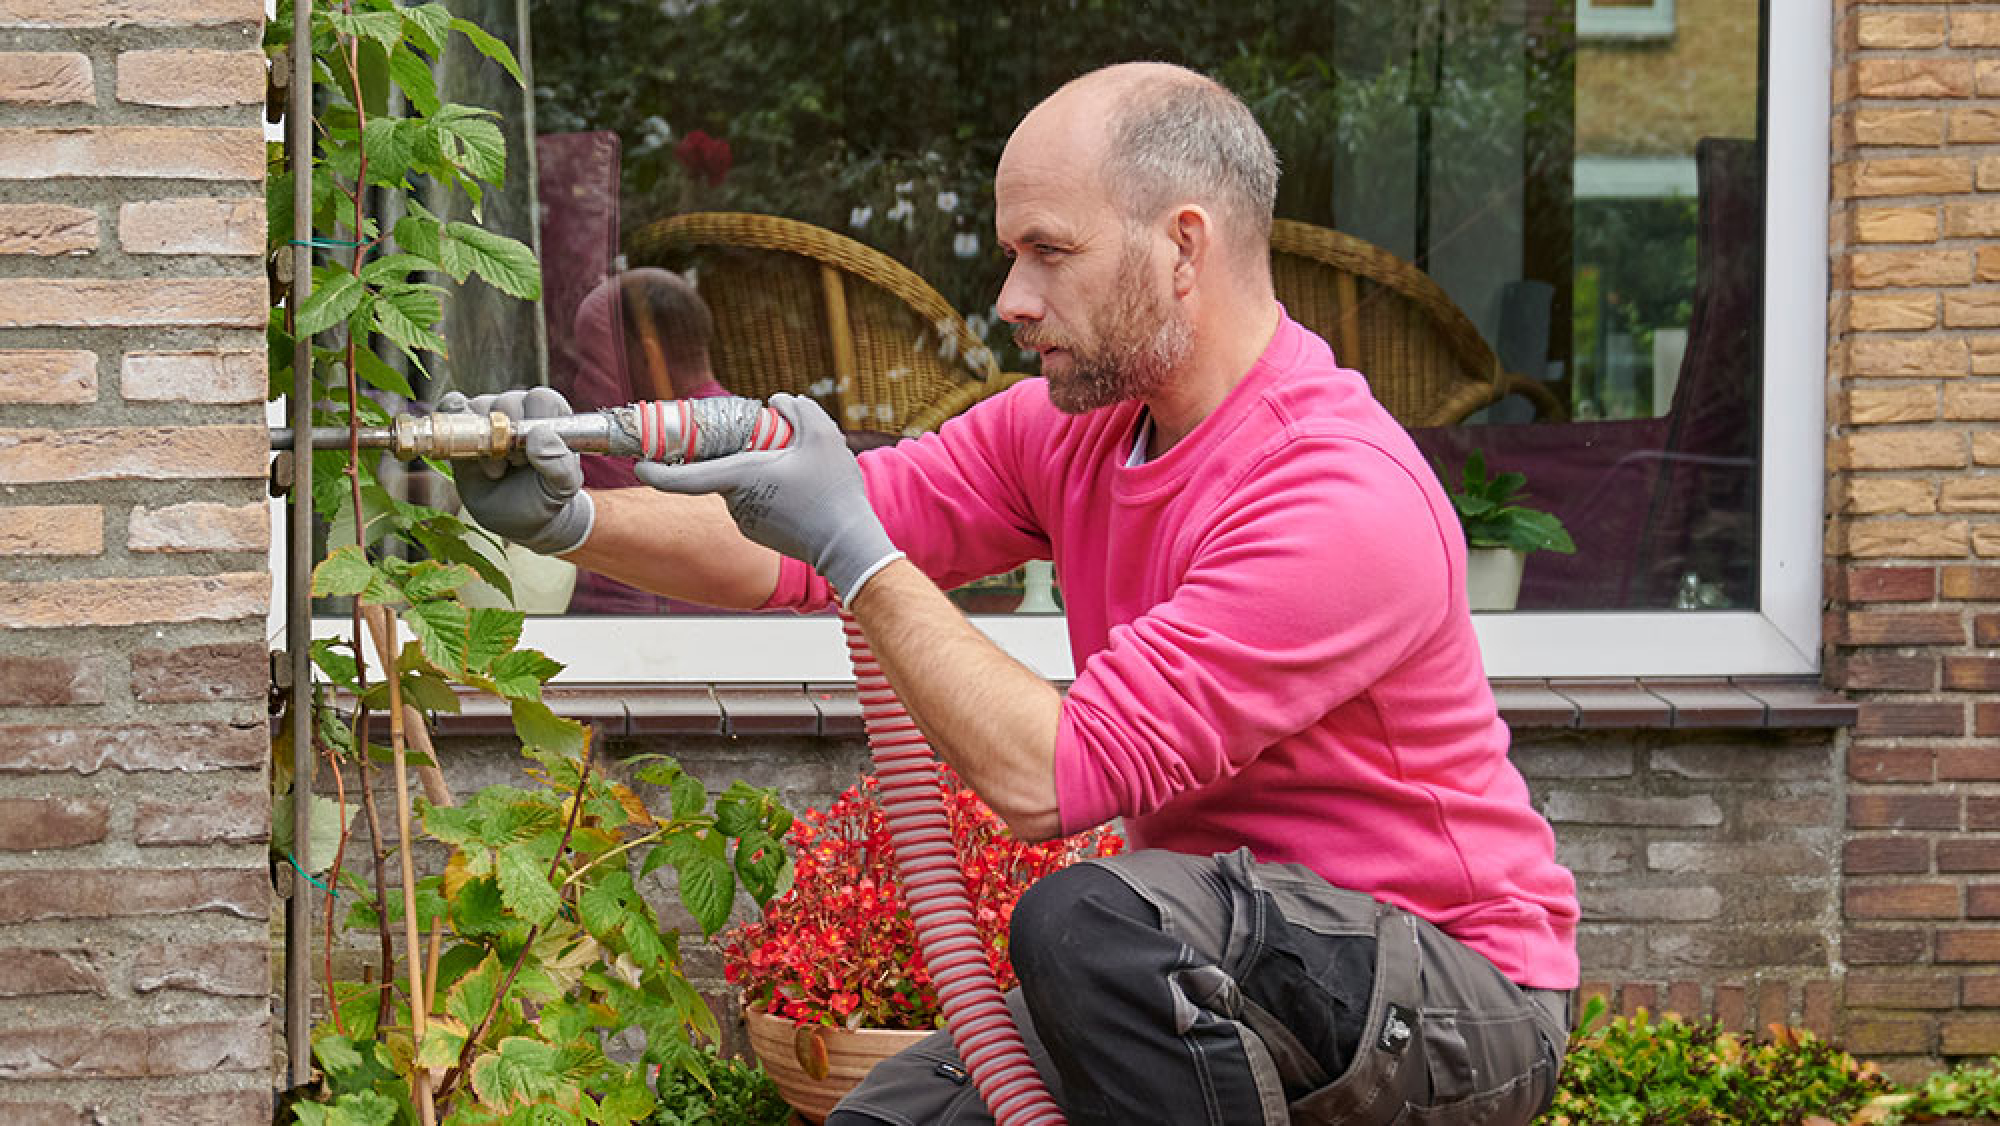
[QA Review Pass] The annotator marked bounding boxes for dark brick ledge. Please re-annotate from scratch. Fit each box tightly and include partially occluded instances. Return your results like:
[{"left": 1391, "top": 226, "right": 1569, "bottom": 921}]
[{"left": 415, "top": 677, "right": 1852, "bottom": 739}]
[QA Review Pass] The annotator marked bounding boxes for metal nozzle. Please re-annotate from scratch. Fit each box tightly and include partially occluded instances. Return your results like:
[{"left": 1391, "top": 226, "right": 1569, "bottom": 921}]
[{"left": 268, "top": 398, "right": 790, "bottom": 464}]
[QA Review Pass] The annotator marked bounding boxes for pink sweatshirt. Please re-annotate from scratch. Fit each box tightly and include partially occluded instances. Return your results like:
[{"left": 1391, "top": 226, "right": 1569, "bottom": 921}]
[{"left": 771, "top": 315, "right": 1580, "bottom": 989}]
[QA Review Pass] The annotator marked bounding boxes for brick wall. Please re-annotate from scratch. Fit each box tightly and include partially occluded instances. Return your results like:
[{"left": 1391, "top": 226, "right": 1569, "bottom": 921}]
[
  {"left": 1831, "top": 0, "right": 2000, "bottom": 1083},
  {"left": 0, "top": 1, "right": 273, "bottom": 1122}
]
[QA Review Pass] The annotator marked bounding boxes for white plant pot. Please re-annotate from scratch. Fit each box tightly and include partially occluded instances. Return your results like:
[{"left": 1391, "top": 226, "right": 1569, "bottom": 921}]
[{"left": 1465, "top": 547, "right": 1526, "bottom": 612}]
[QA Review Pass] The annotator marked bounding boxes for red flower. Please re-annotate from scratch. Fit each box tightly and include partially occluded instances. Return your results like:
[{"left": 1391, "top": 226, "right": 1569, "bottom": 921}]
[
  {"left": 674, "top": 129, "right": 732, "bottom": 188},
  {"left": 721, "top": 768, "right": 1123, "bottom": 1031}
]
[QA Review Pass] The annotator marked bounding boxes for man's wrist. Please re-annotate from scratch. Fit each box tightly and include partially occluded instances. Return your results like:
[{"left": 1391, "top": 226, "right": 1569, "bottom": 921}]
[{"left": 534, "top": 489, "right": 595, "bottom": 557}]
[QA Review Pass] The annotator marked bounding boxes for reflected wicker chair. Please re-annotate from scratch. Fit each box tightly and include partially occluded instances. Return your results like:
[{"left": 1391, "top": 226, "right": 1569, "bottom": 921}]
[
  {"left": 1269, "top": 219, "right": 1566, "bottom": 427},
  {"left": 625, "top": 211, "right": 1020, "bottom": 438}
]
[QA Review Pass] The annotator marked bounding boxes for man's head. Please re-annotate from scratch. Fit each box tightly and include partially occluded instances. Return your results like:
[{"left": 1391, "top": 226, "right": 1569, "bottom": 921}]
[
  {"left": 617, "top": 268, "right": 715, "bottom": 398},
  {"left": 995, "top": 62, "right": 1278, "bottom": 416}
]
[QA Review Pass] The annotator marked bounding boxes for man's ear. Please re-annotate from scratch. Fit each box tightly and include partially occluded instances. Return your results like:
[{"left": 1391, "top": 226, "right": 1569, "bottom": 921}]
[{"left": 1166, "top": 205, "right": 1212, "bottom": 297}]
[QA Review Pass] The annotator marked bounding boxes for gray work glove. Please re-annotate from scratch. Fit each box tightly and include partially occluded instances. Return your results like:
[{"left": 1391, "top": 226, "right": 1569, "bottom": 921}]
[
  {"left": 634, "top": 393, "right": 905, "bottom": 603},
  {"left": 437, "top": 387, "right": 595, "bottom": 556}
]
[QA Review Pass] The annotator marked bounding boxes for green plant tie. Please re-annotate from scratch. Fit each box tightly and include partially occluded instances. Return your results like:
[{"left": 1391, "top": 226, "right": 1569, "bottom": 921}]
[
  {"left": 284, "top": 851, "right": 335, "bottom": 897},
  {"left": 286, "top": 237, "right": 366, "bottom": 249}
]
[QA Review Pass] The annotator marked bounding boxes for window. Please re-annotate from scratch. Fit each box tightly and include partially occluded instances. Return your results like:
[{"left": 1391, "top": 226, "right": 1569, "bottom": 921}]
[{"left": 291, "top": 0, "right": 1825, "bottom": 681}]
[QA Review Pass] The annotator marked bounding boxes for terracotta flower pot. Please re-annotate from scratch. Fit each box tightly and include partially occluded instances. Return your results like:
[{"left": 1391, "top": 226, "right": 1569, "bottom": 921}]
[{"left": 743, "top": 1006, "right": 932, "bottom": 1124}]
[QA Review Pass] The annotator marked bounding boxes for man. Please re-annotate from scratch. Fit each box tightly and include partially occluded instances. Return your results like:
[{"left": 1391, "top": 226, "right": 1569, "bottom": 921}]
[{"left": 452, "top": 61, "right": 1578, "bottom": 1126}]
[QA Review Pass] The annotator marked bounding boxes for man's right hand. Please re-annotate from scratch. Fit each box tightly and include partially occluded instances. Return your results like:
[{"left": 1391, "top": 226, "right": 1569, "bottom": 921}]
[{"left": 438, "top": 387, "right": 595, "bottom": 556}]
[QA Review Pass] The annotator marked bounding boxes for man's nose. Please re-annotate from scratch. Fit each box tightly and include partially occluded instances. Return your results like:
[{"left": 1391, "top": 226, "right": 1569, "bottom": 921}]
[{"left": 995, "top": 261, "right": 1041, "bottom": 325}]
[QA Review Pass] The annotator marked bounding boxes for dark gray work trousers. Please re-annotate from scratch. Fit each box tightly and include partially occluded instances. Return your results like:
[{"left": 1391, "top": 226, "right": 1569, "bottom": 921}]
[{"left": 826, "top": 848, "right": 1570, "bottom": 1126}]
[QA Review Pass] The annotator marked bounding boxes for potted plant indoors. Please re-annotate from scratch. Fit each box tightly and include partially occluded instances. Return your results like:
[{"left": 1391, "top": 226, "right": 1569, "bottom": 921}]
[
  {"left": 1445, "top": 450, "right": 1576, "bottom": 611},
  {"left": 721, "top": 770, "right": 1124, "bottom": 1123}
]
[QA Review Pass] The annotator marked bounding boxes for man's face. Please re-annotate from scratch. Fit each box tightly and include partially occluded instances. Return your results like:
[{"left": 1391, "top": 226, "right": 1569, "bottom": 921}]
[{"left": 1011, "top": 229, "right": 1192, "bottom": 415}]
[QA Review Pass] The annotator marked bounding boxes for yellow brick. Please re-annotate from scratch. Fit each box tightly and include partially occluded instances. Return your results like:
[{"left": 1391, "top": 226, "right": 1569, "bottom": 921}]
[
  {"left": 1855, "top": 206, "right": 1938, "bottom": 244},
  {"left": 1949, "top": 108, "right": 2000, "bottom": 145},
  {"left": 1848, "top": 335, "right": 1969, "bottom": 377},
  {"left": 1847, "top": 478, "right": 1938, "bottom": 515},
  {"left": 1981, "top": 157, "right": 2000, "bottom": 193},
  {"left": 1941, "top": 479, "right": 2000, "bottom": 513},
  {"left": 1850, "top": 249, "right": 1974, "bottom": 289},
  {"left": 1851, "top": 107, "right": 1945, "bottom": 147},
  {"left": 1861, "top": 11, "right": 1948, "bottom": 48},
  {"left": 1982, "top": 247, "right": 2000, "bottom": 284},
  {"left": 1951, "top": 11, "right": 2000, "bottom": 48},
  {"left": 1849, "top": 293, "right": 1939, "bottom": 332},
  {"left": 1848, "top": 519, "right": 1972, "bottom": 559},
  {"left": 1978, "top": 432, "right": 2000, "bottom": 467},
  {"left": 1847, "top": 386, "right": 1939, "bottom": 425},
  {"left": 1847, "top": 158, "right": 1976, "bottom": 199},
  {"left": 1982, "top": 60, "right": 2000, "bottom": 98},
  {"left": 1946, "top": 293, "right": 2000, "bottom": 330},
  {"left": 1843, "top": 431, "right": 1968, "bottom": 470},
  {"left": 1974, "top": 338, "right": 2000, "bottom": 377},
  {"left": 1945, "top": 202, "right": 2000, "bottom": 239},
  {"left": 1857, "top": 58, "right": 1975, "bottom": 99},
  {"left": 1945, "top": 385, "right": 2000, "bottom": 421},
  {"left": 1978, "top": 526, "right": 2000, "bottom": 558}
]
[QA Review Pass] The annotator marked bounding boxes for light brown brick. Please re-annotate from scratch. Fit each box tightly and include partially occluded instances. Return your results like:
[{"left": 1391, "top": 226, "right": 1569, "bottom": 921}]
[
  {"left": 1947, "top": 293, "right": 2000, "bottom": 329},
  {"left": 128, "top": 501, "right": 266, "bottom": 553},
  {"left": 1975, "top": 337, "right": 2000, "bottom": 377},
  {"left": 0, "top": 721, "right": 264, "bottom": 773},
  {"left": 1947, "top": 386, "right": 2000, "bottom": 420},
  {"left": 116, "top": 49, "right": 264, "bottom": 108},
  {"left": 1854, "top": 205, "right": 1938, "bottom": 244},
  {"left": 1981, "top": 432, "right": 2000, "bottom": 467},
  {"left": 1982, "top": 156, "right": 2000, "bottom": 193},
  {"left": 0, "top": 1020, "right": 266, "bottom": 1078},
  {"left": 0, "top": 1, "right": 263, "bottom": 28},
  {"left": 1851, "top": 249, "right": 1975, "bottom": 289},
  {"left": 0, "top": 350, "right": 94, "bottom": 403},
  {"left": 1849, "top": 519, "right": 1972, "bottom": 559},
  {"left": 1946, "top": 202, "right": 2000, "bottom": 240},
  {"left": 0, "top": 504, "right": 101, "bottom": 555},
  {"left": 1981, "top": 246, "right": 2000, "bottom": 283},
  {"left": 1859, "top": 10, "right": 1947, "bottom": 48},
  {"left": 1849, "top": 293, "right": 1938, "bottom": 332},
  {"left": 1851, "top": 107, "right": 1944, "bottom": 147},
  {"left": 1981, "top": 526, "right": 2000, "bottom": 558},
  {"left": 1848, "top": 335, "right": 1968, "bottom": 377},
  {"left": 1848, "top": 882, "right": 1961, "bottom": 919},
  {"left": 0, "top": 799, "right": 107, "bottom": 850},
  {"left": 0, "top": 427, "right": 265, "bottom": 483},
  {"left": 1846, "top": 478, "right": 1937, "bottom": 515},
  {"left": 0, "top": 203, "right": 96, "bottom": 256},
  {"left": 1950, "top": 108, "right": 2000, "bottom": 145},
  {"left": 1846, "top": 158, "right": 1976, "bottom": 199},
  {"left": 0, "top": 52, "right": 91, "bottom": 104},
  {"left": 0, "top": 278, "right": 263, "bottom": 329},
  {"left": 1857, "top": 58, "right": 1975, "bottom": 99},
  {"left": 0, "top": 573, "right": 267, "bottom": 628},
  {"left": 0, "top": 949, "right": 106, "bottom": 998},
  {"left": 121, "top": 349, "right": 263, "bottom": 403},
  {"left": 1983, "top": 59, "right": 2000, "bottom": 98},
  {"left": 0, "top": 127, "right": 262, "bottom": 181},
  {"left": 1847, "top": 386, "right": 1938, "bottom": 425},
  {"left": 1943, "top": 480, "right": 2000, "bottom": 513},
  {"left": 1952, "top": 11, "right": 2000, "bottom": 47},
  {"left": 117, "top": 196, "right": 261, "bottom": 256},
  {"left": 1842, "top": 432, "right": 1968, "bottom": 470},
  {"left": 1944, "top": 565, "right": 2000, "bottom": 600}
]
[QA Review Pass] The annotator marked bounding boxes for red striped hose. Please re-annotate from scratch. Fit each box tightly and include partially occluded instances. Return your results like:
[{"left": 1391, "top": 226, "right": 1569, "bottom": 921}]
[{"left": 842, "top": 612, "right": 1067, "bottom": 1126}]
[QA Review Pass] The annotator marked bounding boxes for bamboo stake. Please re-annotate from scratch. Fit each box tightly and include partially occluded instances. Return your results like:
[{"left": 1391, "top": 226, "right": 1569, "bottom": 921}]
[{"left": 379, "top": 610, "right": 437, "bottom": 1126}]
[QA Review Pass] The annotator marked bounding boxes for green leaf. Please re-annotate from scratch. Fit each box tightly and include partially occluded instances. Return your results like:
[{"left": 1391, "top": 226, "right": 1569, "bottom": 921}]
[
  {"left": 496, "top": 845, "right": 561, "bottom": 927},
  {"left": 416, "top": 1015, "right": 470, "bottom": 1069},
  {"left": 270, "top": 792, "right": 359, "bottom": 876},
  {"left": 427, "top": 108, "right": 507, "bottom": 188},
  {"left": 312, "top": 545, "right": 382, "bottom": 598},
  {"left": 596, "top": 1073, "right": 656, "bottom": 1126},
  {"left": 326, "top": 8, "right": 403, "bottom": 51},
  {"left": 399, "top": 3, "right": 452, "bottom": 55},
  {"left": 488, "top": 649, "right": 562, "bottom": 702},
  {"left": 733, "top": 830, "right": 791, "bottom": 905},
  {"left": 310, "top": 638, "right": 360, "bottom": 689},
  {"left": 372, "top": 282, "right": 449, "bottom": 360},
  {"left": 466, "top": 606, "right": 525, "bottom": 673},
  {"left": 352, "top": 346, "right": 416, "bottom": 400},
  {"left": 669, "top": 774, "right": 706, "bottom": 822},
  {"left": 445, "top": 953, "right": 504, "bottom": 1032},
  {"left": 470, "top": 1036, "right": 565, "bottom": 1108},
  {"left": 439, "top": 222, "right": 541, "bottom": 300},
  {"left": 406, "top": 597, "right": 471, "bottom": 673},
  {"left": 510, "top": 699, "right": 584, "bottom": 757},
  {"left": 402, "top": 560, "right": 478, "bottom": 602},
  {"left": 312, "top": 1032, "right": 367, "bottom": 1079},
  {"left": 358, "top": 251, "right": 435, "bottom": 287},
  {"left": 394, "top": 205, "right": 443, "bottom": 261},
  {"left": 451, "top": 17, "right": 525, "bottom": 86},
  {"left": 675, "top": 845, "right": 735, "bottom": 936},
  {"left": 576, "top": 870, "right": 634, "bottom": 943},
  {"left": 294, "top": 270, "right": 367, "bottom": 338},
  {"left": 387, "top": 42, "right": 440, "bottom": 116}
]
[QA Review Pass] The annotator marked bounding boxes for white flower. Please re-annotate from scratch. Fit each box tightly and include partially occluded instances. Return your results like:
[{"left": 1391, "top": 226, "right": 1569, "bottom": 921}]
[
  {"left": 935, "top": 191, "right": 959, "bottom": 212},
  {"left": 634, "top": 115, "right": 673, "bottom": 155},
  {"left": 886, "top": 198, "right": 914, "bottom": 223},
  {"left": 809, "top": 378, "right": 837, "bottom": 397},
  {"left": 966, "top": 313, "right": 990, "bottom": 340},
  {"left": 849, "top": 206, "right": 873, "bottom": 230},
  {"left": 895, "top": 180, "right": 915, "bottom": 195},
  {"left": 953, "top": 231, "right": 980, "bottom": 259}
]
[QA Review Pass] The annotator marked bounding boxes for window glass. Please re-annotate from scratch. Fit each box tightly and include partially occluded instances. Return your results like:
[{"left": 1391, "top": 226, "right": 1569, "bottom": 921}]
[{"left": 491, "top": 0, "right": 1768, "bottom": 616}]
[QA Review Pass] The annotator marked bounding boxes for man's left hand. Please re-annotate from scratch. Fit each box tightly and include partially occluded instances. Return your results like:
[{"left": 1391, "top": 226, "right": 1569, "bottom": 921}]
[{"left": 634, "top": 393, "right": 905, "bottom": 602}]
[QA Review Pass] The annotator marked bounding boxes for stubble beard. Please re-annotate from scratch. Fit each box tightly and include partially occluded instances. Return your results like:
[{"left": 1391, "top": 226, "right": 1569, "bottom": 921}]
[{"left": 1019, "top": 241, "right": 1194, "bottom": 416}]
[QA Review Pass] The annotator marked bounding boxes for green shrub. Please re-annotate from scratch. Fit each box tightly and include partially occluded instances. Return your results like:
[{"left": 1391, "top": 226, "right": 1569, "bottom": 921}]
[
  {"left": 1539, "top": 996, "right": 1894, "bottom": 1126},
  {"left": 650, "top": 1044, "right": 793, "bottom": 1126},
  {"left": 1867, "top": 1060, "right": 2000, "bottom": 1124}
]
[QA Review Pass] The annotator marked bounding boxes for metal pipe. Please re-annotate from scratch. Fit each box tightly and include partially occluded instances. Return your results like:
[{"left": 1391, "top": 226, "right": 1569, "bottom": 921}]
[
  {"left": 268, "top": 398, "right": 791, "bottom": 463},
  {"left": 284, "top": 0, "right": 317, "bottom": 1088}
]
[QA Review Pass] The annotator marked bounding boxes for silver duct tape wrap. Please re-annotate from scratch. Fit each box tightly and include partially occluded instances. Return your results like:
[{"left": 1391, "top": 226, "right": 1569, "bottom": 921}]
[{"left": 684, "top": 397, "right": 767, "bottom": 462}]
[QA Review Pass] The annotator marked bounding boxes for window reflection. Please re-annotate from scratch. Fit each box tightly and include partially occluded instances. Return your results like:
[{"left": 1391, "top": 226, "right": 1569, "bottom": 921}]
[{"left": 500, "top": 0, "right": 1767, "bottom": 615}]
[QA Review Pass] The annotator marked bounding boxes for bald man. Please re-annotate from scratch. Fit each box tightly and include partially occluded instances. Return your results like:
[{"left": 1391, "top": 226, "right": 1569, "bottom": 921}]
[{"left": 452, "top": 62, "right": 1579, "bottom": 1126}]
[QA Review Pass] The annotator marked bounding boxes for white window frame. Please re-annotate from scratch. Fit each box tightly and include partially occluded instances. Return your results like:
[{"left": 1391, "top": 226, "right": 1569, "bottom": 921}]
[
  {"left": 1579, "top": 0, "right": 1677, "bottom": 40},
  {"left": 279, "top": 0, "right": 1827, "bottom": 684}
]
